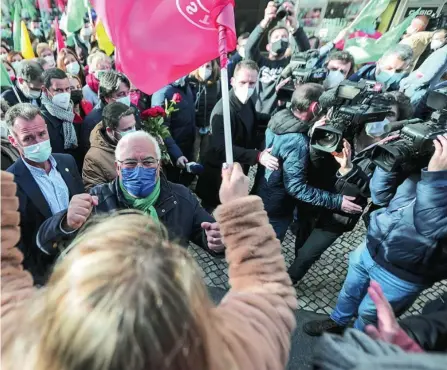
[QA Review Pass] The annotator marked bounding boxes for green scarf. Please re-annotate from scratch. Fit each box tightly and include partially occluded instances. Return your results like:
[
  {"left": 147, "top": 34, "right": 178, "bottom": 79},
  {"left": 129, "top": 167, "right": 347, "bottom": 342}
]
[{"left": 119, "top": 179, "right": 161, "bottom": 223}]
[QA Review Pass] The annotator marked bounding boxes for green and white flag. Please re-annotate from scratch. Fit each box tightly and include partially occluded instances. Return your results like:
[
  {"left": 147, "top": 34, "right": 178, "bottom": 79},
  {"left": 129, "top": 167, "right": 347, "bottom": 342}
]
[
  {"left": 347, "top": 0, "right": 391, "bottom": 33},
  {"left": 66, "top": 0, "right": 88, "bottom": 33},
  {"left": 345, "top": 9, "right": 421, "bottom": 64},
  {"left": 13, "top": 4, "right": 21, "bottom": 51},
  {"left": 1, "top": 63, "right": 13, "bottom": 88}
]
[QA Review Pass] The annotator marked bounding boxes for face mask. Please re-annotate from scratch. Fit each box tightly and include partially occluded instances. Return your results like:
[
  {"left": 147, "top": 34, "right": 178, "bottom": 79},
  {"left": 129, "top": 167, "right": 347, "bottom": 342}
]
[
  {"left": 431, "top": 40, "right": 444, "bottom": 51},
  {"left": 117, "top": 127, "right": 136, "bottom": 139},
  {"left": 323, "top": 70, "right": 345, "bottom": 90},
  {"left": 271, "top": 39, "right": 289, "bottom": 56},
  {"left": 66, "top": 62, "right": 80, "bottom": 75},
  {"left": 121, "top": 166, "right": 158, "bottom": 198},
  {"left": 52, "top": 92, "right": 71, "bottom": 110},
  {"left": 71, "top": 90, "right": 83, "bottom": 105},
  {"left": 198, "top": 66, "right": 212, "bottom": 81},
  {"left": 365, "top": 118, "right": 390, "bottom": 138},
  {"left": 81, "top": 26, "right": 93, "bottom": 37},
  {"left": 1, "top": 29, "right": 12, "bottom": 39},
  {"left": 234, "top": 85, "right": 255, "bottom": 104},
  {"left": 22, "top": 139, "right": 52, "bottom": 163},
  {"left": 0, "top": 120, "right": 8, "bottom": 138},
  {"left": 32, "top": 28, "right": 43, "bottom": 38},
  {"left": 94, "top": 70, "right": 106, "bottom": 79},
  {"left": 44, "top": 55, "right": 56, "bottom": 68},
  {"left": 0, "top": 53, "right": 7, "bottom": 61},
  {"left": 116, "top": 95, "right": 131, "bottom": 107},
  {"left": 12, "top": 61, "right": 21, "bottom": 71},
  {"left": 21, "top": 82, "right": 42, "bottom": 99},
  {"left": 238, "top": 47, "right": 245, "bottom": 58}
]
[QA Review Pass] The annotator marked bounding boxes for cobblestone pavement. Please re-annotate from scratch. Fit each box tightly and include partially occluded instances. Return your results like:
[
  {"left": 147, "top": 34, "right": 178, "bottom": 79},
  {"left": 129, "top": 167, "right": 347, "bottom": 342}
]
[{"left": 189, "top": 220, "right": 447, "bottom": 317}]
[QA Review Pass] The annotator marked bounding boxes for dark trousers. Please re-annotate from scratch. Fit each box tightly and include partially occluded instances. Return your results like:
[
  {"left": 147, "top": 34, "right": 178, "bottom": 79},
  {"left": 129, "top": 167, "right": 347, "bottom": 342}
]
[{"left": 288, "top": 227, "right": 342, "bottom": 281}]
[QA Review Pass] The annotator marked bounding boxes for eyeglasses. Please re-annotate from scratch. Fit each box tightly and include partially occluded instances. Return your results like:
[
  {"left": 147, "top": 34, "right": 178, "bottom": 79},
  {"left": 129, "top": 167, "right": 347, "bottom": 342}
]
[{"left": 117, "top": 158, "right": 159, "bottom": 169}]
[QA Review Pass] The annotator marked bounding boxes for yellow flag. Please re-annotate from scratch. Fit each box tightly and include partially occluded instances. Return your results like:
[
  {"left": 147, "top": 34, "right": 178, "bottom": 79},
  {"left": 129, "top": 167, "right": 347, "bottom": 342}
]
[
  {"left": 21, "top": 21, "right": 35, "bottom": 59},
  {"left": 96, "top": 20, "right": 115, "bottom": 56}
]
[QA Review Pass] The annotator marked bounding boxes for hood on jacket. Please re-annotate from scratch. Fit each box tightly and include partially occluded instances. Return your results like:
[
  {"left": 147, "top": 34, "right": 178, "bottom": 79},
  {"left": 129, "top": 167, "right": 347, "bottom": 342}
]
[
  {"left": 268, "top": 109, "right": 310, "bottom": 135},
  {"left": 89, "top": 123, "right": 116, "bottom": 153}
]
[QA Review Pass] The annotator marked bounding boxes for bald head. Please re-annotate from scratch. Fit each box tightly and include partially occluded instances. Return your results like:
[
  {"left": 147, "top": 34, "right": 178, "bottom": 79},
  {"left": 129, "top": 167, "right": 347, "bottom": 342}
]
[{"left": 115, "top": 131, "right": 161, "bottom": 162}]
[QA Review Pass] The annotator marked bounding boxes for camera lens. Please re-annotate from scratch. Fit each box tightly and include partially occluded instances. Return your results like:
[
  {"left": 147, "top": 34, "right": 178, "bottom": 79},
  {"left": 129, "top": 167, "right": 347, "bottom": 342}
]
[{"left": 317, "top": 132, "right": 339, "bottom": 148}]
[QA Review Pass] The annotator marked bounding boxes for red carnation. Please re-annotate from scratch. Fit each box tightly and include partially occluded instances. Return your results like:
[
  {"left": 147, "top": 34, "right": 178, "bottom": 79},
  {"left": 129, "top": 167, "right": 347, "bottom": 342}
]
[
  {"left": 172, "top": 93, "right": 182, "bottom": 104},
  {"left": 141, "top": 106, "right": 166, "bottom": 119}
]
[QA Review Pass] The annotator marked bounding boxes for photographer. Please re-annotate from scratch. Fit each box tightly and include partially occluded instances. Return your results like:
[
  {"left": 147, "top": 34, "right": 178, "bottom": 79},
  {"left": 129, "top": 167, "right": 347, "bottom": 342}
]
[
  {"left": 349, "top": 44, "right": 414, "bottom": 91},
  {"left": 304, "top": 134, "right": 447, "bottom": 337},
  {"left": 289, "top": 91, "right": 414, "bottom": 284},
  {"left": 245, "top": 1, "right": 310, "bottom": 116},
  {"left": 256, "top": 83, "right": 362, "bottom": 241}
]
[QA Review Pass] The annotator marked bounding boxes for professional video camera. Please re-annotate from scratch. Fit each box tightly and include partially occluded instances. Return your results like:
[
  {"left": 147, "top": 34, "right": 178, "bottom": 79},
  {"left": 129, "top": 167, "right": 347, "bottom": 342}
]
[
  {"left": 274, "top": 0, "right": 292, "bottom": 19},
  {"left": 277, "top": 49, "right": 327, "bottom": 101},
  {"left": 371, "top": 88, "right": 447, "bottom": 172},
  {"left": 310, "top": 80, "right": 392, "bottom": 153}
]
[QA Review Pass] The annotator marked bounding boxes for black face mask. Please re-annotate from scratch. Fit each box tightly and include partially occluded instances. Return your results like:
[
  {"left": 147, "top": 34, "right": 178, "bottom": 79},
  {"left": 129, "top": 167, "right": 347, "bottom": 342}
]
[
  {"left": 71, "top": 89, "right": 83, "bottom": 105},
  {"left": 271, "top": 39, "right": 289, "bottom": 56}
]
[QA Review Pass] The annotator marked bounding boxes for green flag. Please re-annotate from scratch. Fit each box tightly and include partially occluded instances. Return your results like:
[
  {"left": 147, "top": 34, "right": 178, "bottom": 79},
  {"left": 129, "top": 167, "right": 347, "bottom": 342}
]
[
  {"left": 347, "top": 0, "right": 391, "bottom": 33},
  {"left": 1, "top": 63, "right": 13, "bottom": 88},
  {"left": 66, "top": 0, "right": 88, "bottom": 33},
  {"left": 345, "top": 9, "right": 421, "bottom": 64},
  {"left": 13, "top": 4, "right": 21, "bottom": 51}
]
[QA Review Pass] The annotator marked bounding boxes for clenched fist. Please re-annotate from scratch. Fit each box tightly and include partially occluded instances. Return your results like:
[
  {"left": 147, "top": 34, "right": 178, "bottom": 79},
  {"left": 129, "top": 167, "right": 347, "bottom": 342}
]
[{"left": 65, "top": 194, "right": 99, "bottom": 231}]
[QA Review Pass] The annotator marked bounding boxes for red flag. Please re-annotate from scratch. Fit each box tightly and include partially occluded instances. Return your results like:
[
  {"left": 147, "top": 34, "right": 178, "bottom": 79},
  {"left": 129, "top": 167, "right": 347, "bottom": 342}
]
[
  {"left": 56, "top": 0, "right": 67, "bottom": 12},
  {"left": 94, "top": 0, "right": 236, "bottom": 94},
  {"left": 54, "top": 18, "right": 66, "bottom": 52}
]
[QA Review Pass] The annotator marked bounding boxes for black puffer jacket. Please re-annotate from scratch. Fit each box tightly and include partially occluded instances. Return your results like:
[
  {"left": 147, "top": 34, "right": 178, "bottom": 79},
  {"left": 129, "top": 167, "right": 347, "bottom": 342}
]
[{"left": 37, "top": 176, "right": 221, "bottom": 256}]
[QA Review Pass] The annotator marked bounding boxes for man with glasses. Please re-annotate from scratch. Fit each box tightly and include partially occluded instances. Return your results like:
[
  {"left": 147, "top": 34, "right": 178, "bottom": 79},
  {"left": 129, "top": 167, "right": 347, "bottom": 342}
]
[
  {"left": 81, "top": 70, "right": 142, "bottom": 156},
  {"left": 83, "top": 102, "right": 137, "bottom": 190},
  {"left": 2, "top": 60, "right": 44, "bottom": 107},
  {"left": 38, "top": 131, "right": 225, "bottom": 258}
]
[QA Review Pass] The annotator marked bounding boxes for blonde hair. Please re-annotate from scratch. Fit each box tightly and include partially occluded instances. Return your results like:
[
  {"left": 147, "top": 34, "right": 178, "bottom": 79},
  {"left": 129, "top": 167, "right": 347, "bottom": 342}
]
[
  {"left": 190, "top": 59, "right": 220, "bottom": 84},
  {"left": 36, "top": 42, "right": 51, "bottom": 57},
  {"left": 2, "top": 212, "right": 218, "bottom": 370}
]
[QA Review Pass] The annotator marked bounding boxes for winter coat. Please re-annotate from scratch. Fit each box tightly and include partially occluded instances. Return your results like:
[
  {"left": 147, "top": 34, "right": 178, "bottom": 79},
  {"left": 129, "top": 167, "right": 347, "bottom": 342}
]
[
  {"left": 256, "top": 109, "right": 342, "bottom": 219},
  {"left": 82, "top": 123, "right": 117, "bottom": 191},
  {"left": 368, "top": 167, "right": 447, "bottom": 285},
  {"left": 189, "top": 77, "right": 221, "bottom": 128}
]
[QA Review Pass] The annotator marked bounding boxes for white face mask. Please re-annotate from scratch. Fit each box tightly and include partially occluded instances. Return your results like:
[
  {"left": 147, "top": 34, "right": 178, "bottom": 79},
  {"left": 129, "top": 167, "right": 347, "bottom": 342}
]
[
  {"left": 81, "top": 26, "right": 93, "bottom": 38},
  {"left": 234, "top": 85, "right": 255, "bottom": 104},
  {"left": 238, "top": 47, "right": 245, "bottom": 58},
  {"left": 116, "top": 95, "right": 131, "bottom": 107},
  {"left": 431, "top": 40, "right": 444, "bottom": 51},
  {"left": 12, "top": 61, "right": 21, "bottom": 71},
  {"left": 198, "top": 66, "right": 212, "bottom": 81},
  {"left": 21, "top": 82, "right": 42, "bottom": 99},
  {"left": 0, "top": 53, "right": 7, "bottom": 61},
  {"left": 365, "top": 118, "right": 390, "bottom": 138},
  {"left": 52, "top": 92, "right": 71, "bottom": 110},
  {"left": 44, "top": 55, "right": 56, "bottom": 68},
  {"left": 323, "top": 70, "right": 345, "bottom": 90},
  {"left": 66, "top": 62, "right": 80, "bottom": 75}
]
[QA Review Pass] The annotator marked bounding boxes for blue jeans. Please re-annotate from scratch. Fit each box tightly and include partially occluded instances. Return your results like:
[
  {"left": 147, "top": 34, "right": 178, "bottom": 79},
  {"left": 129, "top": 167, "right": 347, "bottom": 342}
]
[
  {"left": 269, "top": 216, "right": 292, "bottom": 242},
  {"left": 330, "top": 242, "right": 429, "bottom": 331}
]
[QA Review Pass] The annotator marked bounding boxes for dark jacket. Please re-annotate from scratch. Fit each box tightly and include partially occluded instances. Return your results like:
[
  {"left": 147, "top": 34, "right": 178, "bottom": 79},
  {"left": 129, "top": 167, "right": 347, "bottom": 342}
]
[
  {"left": 245, "top": 24, "right": 310, "bottom": 116},
  {"left": 256, "top": 109, "right": 342, "bottom": 218},
  {"left": 36, "top": 176, "right": 221, "bottom": 256},
  {"left": 151, "top": 84, "right": 196, "bottom": 161},
  {"left": 349, "top": 64, "right": 407, "bottom": 92},
  {"left": 40, "top": 104, "right": 83, "bottom": 170},
  {"left": 1, "top": 84, "right": 41, "bottom": 107},
  {"left": 196, "top": 89, "right": 268, "bottom": 208},
  {"left": 227, "top": 52, "right": 243, "bottom": 81},
  {"left": 81, "top": 101, "right": 142, "bottom": 157},
  {"left": 6, "top": 154, "right": 84, "bottom": 285},
  {"left": 82, "top": 124, "right": 116, "bottom": 191},
  {"left": 368, "top": 167, "right": 447, "bottom": 284},
  {"left": 1, "top": 137, "right": 20, "bottom": 171},
  {"left": 189, "top": 77, "right": 221, "bottom": 128}
]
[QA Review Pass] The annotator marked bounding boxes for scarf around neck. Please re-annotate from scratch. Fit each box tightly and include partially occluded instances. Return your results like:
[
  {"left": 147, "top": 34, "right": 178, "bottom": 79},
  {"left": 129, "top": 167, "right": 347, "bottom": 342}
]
[
  {"left": 86, "top": 73, "right": 99, "bottom": 94},
  {"left": 41, "top": 94, "right": 78, "bottom": 149},
  {"left": 119, "top": 179, "right": 161, "bottom": 223}
]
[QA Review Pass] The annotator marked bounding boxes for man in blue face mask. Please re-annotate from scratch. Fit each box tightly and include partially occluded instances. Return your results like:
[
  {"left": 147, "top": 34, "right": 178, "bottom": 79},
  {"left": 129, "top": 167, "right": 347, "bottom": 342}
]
[
  {"left": 6, "top": 103, "right": 84, "bottom": 285},
  {"left": 39, "top": 131, "right": 225, "bottom": 257},
  {"left": 349, "top": 44, "right": 414, "bottom": 91}
]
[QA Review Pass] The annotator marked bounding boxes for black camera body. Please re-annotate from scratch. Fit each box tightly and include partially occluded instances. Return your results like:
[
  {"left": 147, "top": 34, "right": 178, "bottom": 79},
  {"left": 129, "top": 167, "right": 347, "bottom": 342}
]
[
  {"left": 277, "top": 50, "right": 326, "bottom": 101},
  {"left": 371, "top": 88, "right": 447, "bottom": 172},
  {"left": 274, "top": 0, "right": 292, "bottom": 19},
  {"left": 311, "top": 80, "right": 392, "bottom": 153}
]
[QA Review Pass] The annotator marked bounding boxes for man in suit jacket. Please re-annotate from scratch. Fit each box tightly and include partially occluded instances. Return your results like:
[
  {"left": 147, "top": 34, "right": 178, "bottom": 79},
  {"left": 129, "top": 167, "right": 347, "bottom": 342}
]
[{"left": 6, "top": 103, "right": 84, "bottom": 285}]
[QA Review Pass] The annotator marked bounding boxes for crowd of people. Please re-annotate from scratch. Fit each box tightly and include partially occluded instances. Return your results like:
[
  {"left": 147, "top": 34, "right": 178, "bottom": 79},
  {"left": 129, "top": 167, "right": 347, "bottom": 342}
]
[{"left": 1, "top": 1, "right": 447, "bottom": 368}]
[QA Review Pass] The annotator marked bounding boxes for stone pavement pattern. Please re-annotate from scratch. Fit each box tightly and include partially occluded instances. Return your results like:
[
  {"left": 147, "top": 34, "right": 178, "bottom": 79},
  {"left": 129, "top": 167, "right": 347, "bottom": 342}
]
[{"left": 189, "top": 220, "right": 447, "bottom": 317}]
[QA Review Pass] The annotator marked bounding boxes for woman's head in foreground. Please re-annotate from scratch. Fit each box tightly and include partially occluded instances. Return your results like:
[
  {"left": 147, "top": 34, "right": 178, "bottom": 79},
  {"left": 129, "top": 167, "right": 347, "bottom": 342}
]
[{"left": 2, "top": 212, "right": 216, "bottom": 370}]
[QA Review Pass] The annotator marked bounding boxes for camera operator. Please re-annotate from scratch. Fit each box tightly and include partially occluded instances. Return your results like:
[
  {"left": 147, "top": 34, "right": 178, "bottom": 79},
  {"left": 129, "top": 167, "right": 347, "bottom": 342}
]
[
  {"left": 256, "top": 83, "right": 362, "bottom": 241},
  {"left": 245, "top": 1, "right": 310, "bottom": 116},
  {"left": 289, "top": 91, "right": 414, "bottom": 284},
  {"left": 322, "top": 50, "right": 356, "bottom": 90},
  {"left": 349, "top": 44, "right": 414, "bottom": 91},
  {"left": 304, "top": 134, "right": 447, "bottom": 336}
]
